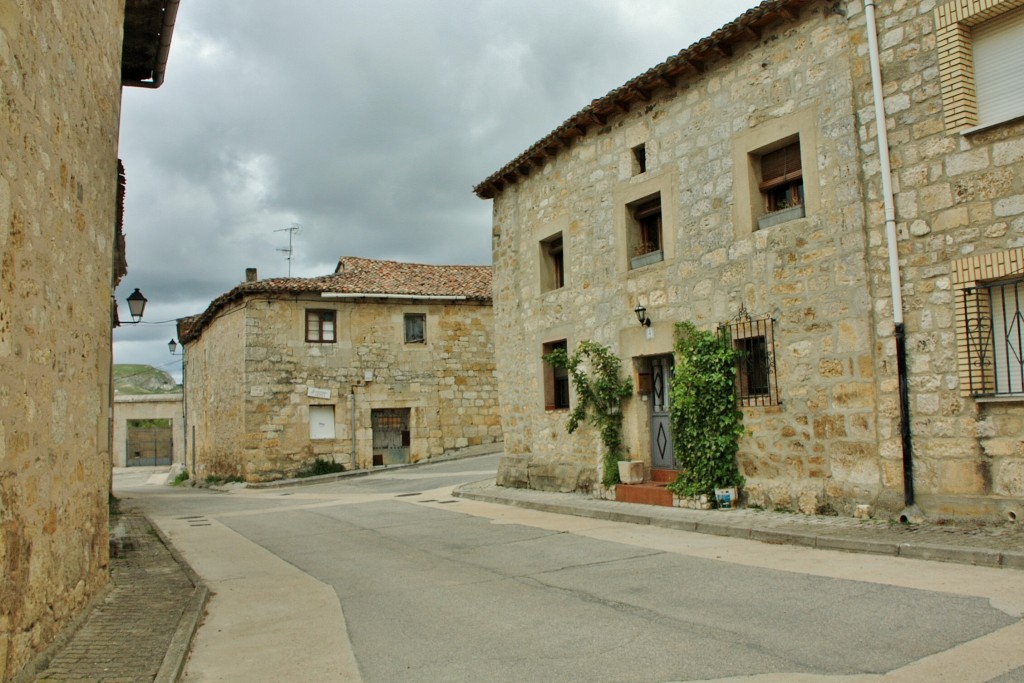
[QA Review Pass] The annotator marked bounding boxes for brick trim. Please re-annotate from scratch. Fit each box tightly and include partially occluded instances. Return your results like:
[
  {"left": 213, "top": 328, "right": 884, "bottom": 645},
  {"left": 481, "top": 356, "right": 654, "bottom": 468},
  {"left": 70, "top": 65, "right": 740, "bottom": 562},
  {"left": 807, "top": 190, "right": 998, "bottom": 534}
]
[{"left": 934, "top": 0, "right": 1024, "bottom": 132}]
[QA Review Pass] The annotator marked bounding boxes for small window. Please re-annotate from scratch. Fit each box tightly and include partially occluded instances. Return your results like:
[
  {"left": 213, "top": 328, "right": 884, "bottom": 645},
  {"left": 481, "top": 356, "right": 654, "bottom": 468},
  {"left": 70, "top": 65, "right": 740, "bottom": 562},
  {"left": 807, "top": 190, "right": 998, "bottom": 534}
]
[
  {"left": 306, "top": 309, "right": 336, "bottom": 343},
  {"left": 309, "top": 405, "right": 336, "bottom": 440},
  {"left": 540, "top": 233, "right": 565, "bottom": 292},
  {"left": 629, "top": 194, "right": 663, "bottom": 268},
  {"left": 721, "top": 314, "right": 779, "bottom": 407},
  {"left": 404, "top": 313, "right": 426, "bottom": 344},
  {"left": 543, "top": 340, "right": 570, "bottom": 410},
  {"left": 632, "top": 144, "right": 647, "bottom": 175},
  {"left": 758, "top": 140, "right": 803, "bottom": 216}
]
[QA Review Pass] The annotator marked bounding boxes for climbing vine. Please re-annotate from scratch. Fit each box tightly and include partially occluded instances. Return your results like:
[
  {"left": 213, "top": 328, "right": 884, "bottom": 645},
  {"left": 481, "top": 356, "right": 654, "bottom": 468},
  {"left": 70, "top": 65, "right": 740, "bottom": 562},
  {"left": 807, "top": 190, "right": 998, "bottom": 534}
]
[
  {"left": 668, "top": 321, "right": 745, "bottom": 499},
  {"left": 544, "top": 340, "right": 634, "bottom": 486}
]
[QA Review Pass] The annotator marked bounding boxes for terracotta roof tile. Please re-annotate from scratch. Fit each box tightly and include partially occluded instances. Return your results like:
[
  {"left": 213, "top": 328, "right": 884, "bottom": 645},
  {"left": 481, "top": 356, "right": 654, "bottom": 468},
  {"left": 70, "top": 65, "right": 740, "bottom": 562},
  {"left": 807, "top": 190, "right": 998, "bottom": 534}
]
[{"left": 177, "top": 256, "right": 491, "bottom": 343}]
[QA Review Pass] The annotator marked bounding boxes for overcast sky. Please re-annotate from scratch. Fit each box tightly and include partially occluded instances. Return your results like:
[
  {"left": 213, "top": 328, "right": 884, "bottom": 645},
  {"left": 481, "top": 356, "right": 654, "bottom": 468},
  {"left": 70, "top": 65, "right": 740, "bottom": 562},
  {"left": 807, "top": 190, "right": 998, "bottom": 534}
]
[{"left": 114, "top": 0, "right": 760, "bottom": 381}]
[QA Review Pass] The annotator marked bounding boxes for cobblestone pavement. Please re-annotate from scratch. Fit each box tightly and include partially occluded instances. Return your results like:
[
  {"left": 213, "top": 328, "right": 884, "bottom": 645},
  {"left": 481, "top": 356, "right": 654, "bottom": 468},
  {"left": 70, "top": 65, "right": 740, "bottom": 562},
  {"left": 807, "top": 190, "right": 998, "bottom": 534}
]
[
  {"left": 34, "top": 509, "right": 203, "bottom": 683},
  {"left": 455, "top": 480, "right": 1024, "bottom": 570}
]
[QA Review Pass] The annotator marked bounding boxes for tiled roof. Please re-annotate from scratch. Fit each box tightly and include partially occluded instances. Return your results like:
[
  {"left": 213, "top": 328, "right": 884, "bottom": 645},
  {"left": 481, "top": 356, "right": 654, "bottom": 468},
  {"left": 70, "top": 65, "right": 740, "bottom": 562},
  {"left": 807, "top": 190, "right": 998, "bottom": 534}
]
[
  {"left": 473, "top": 0, "right": 813, "bottom": 199},
  {"left": 177, "top": 256, "right": 492, "bottom": 343}
]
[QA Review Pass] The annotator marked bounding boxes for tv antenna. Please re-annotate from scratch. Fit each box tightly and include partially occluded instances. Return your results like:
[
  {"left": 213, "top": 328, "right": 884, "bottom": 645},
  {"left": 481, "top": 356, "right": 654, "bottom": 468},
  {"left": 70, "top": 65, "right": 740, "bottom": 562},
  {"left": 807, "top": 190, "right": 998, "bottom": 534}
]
[{"left": 274, "top": 223, "right": 301, "bottom": 276}]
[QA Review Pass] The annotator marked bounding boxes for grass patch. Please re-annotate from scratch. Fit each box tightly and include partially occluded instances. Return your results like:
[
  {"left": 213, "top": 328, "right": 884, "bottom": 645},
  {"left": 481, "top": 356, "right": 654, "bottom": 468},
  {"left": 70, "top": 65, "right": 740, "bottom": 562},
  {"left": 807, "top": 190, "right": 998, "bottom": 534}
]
[
  {"left": 204, "top": 474, "right": 245, "bottom": 485},
  {"left": 171, "top": 470, "right": 190, "bottom": 486}
]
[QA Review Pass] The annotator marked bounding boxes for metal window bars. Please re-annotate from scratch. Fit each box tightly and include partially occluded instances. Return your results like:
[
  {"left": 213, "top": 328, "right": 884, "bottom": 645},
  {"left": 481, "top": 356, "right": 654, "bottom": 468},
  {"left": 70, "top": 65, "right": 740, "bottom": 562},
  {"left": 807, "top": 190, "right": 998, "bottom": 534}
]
[
  {"left": 963, "top": 279, "right": 1024, "bottom": 396},
  {"left": 719, "top": 309, "right": 779, "bottom": 407}
]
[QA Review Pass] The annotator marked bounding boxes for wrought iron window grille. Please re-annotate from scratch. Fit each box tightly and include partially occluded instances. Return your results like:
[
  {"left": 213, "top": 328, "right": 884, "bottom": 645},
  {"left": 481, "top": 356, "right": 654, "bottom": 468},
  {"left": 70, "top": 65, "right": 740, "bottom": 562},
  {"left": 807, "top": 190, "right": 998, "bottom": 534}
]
[
  {"left": 719, "top": 307, "right": 780, "bottom": 407},
  {"left": 962, "top": 278, "right": 1024, "bottom": 397}
]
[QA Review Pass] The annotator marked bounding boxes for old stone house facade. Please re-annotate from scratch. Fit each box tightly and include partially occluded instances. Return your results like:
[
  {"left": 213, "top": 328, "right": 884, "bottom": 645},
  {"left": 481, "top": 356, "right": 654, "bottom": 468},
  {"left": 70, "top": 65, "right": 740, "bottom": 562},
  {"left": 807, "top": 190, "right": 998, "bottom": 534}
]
[
  {"left": 177, "top": 257, "right": 501, "bottom": 481},
  {"left": 475, "top": 0, "right": 1024, "bottom": 521},
  {"left": 0, "top": 2, "right": 178, "bottom": 680}
]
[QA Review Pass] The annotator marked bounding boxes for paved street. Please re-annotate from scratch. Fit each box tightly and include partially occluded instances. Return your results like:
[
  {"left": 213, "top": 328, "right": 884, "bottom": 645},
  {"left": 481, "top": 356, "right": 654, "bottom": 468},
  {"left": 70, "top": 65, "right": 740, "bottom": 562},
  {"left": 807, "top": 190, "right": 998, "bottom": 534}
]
[{"left": 114, "top": 454, "right": 1024, "bottom": 683}]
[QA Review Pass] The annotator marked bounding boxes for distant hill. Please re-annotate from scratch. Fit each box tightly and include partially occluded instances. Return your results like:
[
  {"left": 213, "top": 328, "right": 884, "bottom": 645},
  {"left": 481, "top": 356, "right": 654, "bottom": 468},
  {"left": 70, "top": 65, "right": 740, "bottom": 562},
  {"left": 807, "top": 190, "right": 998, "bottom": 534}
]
[{"left": 114, "top": 365, "right": 181, "bottom": 395}]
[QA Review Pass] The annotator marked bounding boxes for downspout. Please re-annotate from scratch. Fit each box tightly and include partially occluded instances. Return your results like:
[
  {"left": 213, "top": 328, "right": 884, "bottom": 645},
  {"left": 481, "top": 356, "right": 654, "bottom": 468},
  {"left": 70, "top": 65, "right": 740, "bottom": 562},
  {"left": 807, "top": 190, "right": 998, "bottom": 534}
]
[
  {"left": 181, "top": 347, "right": 188, "bottom": 476},
  {"left": 350, "top": 387, "right": 358, "bottom": 471},
  {"left": 864, "top": 0, "right": 916, "bottom": 513}
]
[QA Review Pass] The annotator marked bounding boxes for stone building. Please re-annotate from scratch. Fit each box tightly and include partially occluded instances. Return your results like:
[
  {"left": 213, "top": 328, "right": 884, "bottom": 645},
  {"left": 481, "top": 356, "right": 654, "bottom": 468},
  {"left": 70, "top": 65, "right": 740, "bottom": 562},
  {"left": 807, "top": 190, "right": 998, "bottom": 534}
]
[
  {"left": 177, "top": 258, "right": 501, "bottom": 481},
  {"left": 474, "top": 0, "right": 1024, "bottom": 521},
  {"left": 0, "top": 2, "right": 178, "bottom": 680}
]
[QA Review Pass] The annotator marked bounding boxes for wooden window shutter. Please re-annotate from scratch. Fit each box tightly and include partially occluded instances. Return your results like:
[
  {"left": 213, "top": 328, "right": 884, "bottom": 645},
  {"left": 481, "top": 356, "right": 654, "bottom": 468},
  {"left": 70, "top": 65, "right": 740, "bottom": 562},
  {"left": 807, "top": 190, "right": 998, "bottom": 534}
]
[{"left": 759, "top": 142, "right": 802, "bottom": 191}]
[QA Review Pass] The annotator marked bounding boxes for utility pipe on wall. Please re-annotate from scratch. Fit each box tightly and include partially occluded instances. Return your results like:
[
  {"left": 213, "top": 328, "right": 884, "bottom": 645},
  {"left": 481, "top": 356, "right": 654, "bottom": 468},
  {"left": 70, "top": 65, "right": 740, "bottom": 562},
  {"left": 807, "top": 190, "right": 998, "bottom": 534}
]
[
  {"left": 350, "top": 387, "right": 358, "bottom": 471},
  {"left": 864, "top": 0, "right": 916, "bottom": 509}
]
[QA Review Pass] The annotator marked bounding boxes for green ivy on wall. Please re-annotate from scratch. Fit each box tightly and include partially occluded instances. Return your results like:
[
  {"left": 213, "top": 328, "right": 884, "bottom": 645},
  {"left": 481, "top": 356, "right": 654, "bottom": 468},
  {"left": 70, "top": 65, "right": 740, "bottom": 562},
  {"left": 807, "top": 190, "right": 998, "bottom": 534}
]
[
  {"left": 544, "top": 340, "right": 634, "bottom": 487},
  {"left": 668, "top": 321, "right": 745, "bottom": 498}
]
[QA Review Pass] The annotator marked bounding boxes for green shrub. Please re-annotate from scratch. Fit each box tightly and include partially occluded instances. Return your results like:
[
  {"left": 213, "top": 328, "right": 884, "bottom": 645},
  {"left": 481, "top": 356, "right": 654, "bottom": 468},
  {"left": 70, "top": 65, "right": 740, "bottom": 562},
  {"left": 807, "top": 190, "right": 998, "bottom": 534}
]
[
  {"left": 544, "top": 340, "right": 633, "bottom": 487},
  {"left": 297, "top": 457, "right": 346, "bottom": 478},
  {"left": 668, "top": 321, "right": 745, "bottom": 499},
  {"left": 171, "top": 470, "right": 189, "bottom": 486}
]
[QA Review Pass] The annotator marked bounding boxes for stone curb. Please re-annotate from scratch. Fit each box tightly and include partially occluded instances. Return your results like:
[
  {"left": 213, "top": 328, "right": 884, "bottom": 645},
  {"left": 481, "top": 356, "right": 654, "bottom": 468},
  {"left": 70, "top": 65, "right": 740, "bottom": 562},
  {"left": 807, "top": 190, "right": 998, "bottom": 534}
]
[
  {"left": 154, "top": 585, "right": 208, "bottom": 683},
  {"left": 147, "top": 515, "right": 209, "bottom": 683},
  {"left": 244, "top": 443, "right": 504, "bottom": 490},
  {"left": 453, "top": 485, "right": 1024, "bottom": 571}
]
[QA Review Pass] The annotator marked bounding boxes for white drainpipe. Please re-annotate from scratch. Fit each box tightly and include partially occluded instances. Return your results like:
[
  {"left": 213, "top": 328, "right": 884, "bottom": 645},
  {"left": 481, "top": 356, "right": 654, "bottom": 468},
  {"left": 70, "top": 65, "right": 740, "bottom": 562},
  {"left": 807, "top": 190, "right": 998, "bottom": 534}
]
[{"left": 864, "top": 0, "right": 917, "bottom": 514}]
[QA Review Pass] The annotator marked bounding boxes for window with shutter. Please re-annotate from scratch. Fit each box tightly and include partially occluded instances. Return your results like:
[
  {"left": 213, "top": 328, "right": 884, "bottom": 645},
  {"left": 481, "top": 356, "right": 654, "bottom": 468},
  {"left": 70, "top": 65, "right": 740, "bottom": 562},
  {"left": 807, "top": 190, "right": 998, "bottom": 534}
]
[
  {"left": 759, "top": 141, "right": 804, "bottom": 213},
  {"left": 972, "top": 5, "right": 1024, "bottom": 129},
  {"left": 935, "top": 0, "right": 1024, "bottom": 132}
]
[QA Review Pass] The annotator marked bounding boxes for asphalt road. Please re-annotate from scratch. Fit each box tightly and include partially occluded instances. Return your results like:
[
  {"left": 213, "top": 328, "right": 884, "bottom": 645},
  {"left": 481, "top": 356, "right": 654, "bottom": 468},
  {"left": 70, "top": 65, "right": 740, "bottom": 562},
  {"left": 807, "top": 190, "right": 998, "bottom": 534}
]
[{"left": 116, "top": 454, "right": 1024, "bottom": 683}]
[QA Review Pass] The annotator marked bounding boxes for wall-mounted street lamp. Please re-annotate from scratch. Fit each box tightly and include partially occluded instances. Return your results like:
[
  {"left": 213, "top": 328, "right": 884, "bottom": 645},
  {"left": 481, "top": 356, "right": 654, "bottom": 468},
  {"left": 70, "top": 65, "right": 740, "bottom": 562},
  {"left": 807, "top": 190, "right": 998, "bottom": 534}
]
[
  {"left": 125, "top": 288, "right": 148, "bottom": 323},
  {"left": 634, "top": 303, "right": 651, "bottom": 327},
  {"left": 168, "top": 338, "right": 182, "bottom": 355}
]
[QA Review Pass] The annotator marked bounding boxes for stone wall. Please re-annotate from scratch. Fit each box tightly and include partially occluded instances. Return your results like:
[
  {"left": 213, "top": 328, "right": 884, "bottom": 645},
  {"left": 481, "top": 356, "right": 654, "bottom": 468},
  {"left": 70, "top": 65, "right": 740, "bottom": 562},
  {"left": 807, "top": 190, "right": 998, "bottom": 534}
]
[
  {"left": 491, "top": 2, "right": 881, "bottom": 513},
  {"left": 488, "top": 0, "right": 1024, "bottom": 521},
  {"left": 183, "top": 305, "right": 248, "bottom": 479},
  {"left": 0, "top": 2, "right": 124, "bottom": 679},
  {"left": 858, "top": 0, "right": 1024, "bottom": 519},
  {"left": 186, "top": 295, "right": 501, "bottom": 481}
]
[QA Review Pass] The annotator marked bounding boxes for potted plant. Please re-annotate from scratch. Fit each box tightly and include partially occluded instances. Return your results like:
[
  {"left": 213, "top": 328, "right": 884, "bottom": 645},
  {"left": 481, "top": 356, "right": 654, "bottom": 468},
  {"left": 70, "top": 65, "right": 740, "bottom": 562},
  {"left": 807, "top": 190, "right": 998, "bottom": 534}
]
[
  {"left": 630, "top": 241, "right": 664, "bottom": 269},
  {"left": 756, "top": 200, "right": 805, "bottom": 230},
  {"left": 544, "top": 340, "right": 634, "bottom": 486},
  {"left": 667, "top": 321, "right": 745, "bottom": 508}
]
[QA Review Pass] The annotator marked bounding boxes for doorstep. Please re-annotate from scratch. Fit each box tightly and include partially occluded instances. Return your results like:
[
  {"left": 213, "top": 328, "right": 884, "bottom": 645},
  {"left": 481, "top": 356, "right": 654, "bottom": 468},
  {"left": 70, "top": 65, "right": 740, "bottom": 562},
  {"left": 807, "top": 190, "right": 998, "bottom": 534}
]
[{"left": 615, "top": 469, "right": 679, "bottom": 507}]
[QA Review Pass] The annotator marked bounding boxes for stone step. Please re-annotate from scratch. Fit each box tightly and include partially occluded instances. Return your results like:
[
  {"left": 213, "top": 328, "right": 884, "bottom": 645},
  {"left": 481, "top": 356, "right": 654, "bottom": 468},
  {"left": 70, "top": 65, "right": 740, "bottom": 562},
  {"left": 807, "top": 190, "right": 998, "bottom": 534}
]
[
  {"left": 615, "top": 482, "right": 674, "bottom": 507},
  {"left": 650, "top": 468, "right": 678, "bottom": 484}
]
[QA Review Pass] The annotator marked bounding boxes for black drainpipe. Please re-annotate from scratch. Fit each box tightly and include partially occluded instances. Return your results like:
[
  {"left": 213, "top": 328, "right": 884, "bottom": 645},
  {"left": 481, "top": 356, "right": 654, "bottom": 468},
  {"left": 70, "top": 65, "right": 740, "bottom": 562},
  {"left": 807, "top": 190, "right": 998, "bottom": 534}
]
[{"left": 894, "top": 323, "right": 914, "bottom": 507}]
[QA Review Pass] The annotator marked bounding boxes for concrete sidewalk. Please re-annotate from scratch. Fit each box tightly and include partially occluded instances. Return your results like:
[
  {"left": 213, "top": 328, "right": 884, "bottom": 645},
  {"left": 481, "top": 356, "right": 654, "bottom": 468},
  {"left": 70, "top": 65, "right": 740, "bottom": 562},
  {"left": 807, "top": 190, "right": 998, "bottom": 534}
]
[
  {"left": 455, "top": 479, "right": 1024, "bottom": 570},
  {"left": 30, "top": 474, "right": 1022, "bottom": 682}
]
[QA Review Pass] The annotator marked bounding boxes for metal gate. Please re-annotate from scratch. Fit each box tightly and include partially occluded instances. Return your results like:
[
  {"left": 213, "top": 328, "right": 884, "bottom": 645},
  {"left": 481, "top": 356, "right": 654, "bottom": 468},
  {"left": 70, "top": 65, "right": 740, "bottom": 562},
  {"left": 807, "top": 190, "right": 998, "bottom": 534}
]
[
  {"left": 371, "top": 408, "right": 410, "bottom": 466},
  {"left": 126, "top": 427, "right": 173, "bottom": 467},
  {"left": 649, "top": 356, "right": 675, "bottom": 469}
]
